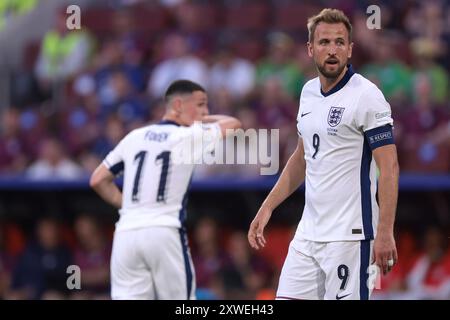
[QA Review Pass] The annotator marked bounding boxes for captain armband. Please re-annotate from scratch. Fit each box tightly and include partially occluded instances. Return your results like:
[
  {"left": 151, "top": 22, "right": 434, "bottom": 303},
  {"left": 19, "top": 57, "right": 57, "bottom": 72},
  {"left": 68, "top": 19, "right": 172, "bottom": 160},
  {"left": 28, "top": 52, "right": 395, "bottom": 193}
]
[{"left": 364, "top": 124, "right": 394, "bottom": 150}]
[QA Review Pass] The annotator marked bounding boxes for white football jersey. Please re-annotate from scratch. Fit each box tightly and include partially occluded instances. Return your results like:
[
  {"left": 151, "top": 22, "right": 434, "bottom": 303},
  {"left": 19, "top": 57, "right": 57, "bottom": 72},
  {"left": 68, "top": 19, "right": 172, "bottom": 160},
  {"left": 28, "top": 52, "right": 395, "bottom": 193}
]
[
  {"left": 103, "top": 120, "right": 221, "bottom": 232},
  {"left": 294, "top": 65, "right": 394, "bottom": 244}
]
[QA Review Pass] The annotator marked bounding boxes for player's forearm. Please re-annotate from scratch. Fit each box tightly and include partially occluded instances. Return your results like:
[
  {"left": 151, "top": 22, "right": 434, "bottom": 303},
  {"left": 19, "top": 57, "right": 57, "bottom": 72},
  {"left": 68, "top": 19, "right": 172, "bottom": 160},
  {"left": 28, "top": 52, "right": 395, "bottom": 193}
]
[
  {"left": 262, "top": 151, "right": 306, "bottom": 211},
  {"left": 92, "top": 180, "right": 122, "bottom": 209},
  {"left": 202, "top": 115, "right": 232, "bottom": 123},
  {"left": 376, "top": 163, "right": 399, "bottom": 234},
  {"left": 203, "top": 115, "right": 242, "bottom": 137}
]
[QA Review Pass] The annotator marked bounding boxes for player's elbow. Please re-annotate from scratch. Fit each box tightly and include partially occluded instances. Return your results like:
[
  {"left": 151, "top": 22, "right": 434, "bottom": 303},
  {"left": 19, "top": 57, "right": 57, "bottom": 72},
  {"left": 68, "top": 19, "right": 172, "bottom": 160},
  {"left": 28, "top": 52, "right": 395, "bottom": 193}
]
[
  {"left": 226, "top": 117, "right": 242, "bottom": 133},
  {"left": 220, "top": 117, "right": 242, "bottom": 137},
  {"left": 230, "top": 117, "right": 242, "bottom": 130},
  {"left": 89, "top": 171, "right": 102, "bottom": 191}
]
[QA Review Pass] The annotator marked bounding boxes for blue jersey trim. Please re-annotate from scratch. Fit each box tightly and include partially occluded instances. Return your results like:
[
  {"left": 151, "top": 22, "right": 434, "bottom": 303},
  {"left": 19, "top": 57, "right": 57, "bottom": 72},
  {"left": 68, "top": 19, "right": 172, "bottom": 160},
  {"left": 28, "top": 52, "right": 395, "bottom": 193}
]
[
  {"left": 361, "top": 136, "right": 374, "bottom": 240},
  {"left": 359, "top": 240, "right": 370, "bottom": 300},
  {"left": 178, "top": 175, "right": 194, "bottom": 299},
  {"left": 179, "top": 228, "right": 193, "bottom": 300},
  {"left": 365, "top": 125, "right": 394, "bottom": 150},
  {"left": 109, "top": 161, "right": 124, "bottom": 175},
  {"left": 158, "top": 119, "right": 181, "bottom": 126},
  {"left": 320, "top": 64, "right": 355, "bottom": 97}
]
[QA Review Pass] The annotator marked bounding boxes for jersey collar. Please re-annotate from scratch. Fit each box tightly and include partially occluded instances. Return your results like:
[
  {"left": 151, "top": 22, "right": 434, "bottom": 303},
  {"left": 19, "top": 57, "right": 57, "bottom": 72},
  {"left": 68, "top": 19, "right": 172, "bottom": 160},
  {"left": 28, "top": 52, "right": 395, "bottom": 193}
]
[
  {"left": 320, "top": 64, "right": 355, "bottom": 97},
  {"left": 158, "top": 119, "right": 181, "bottom": 126}
]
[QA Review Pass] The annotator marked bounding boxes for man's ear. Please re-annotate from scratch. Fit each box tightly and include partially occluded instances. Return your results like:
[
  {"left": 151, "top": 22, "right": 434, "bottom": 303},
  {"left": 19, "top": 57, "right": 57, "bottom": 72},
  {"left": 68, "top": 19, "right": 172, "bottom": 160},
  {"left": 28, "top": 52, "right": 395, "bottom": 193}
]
[
  {"left": 172, "top": 97, "right": 183, "bottom": 115},
  {"left": 307, "top": 42, "right": 313, "bottom": 58},
  {"left": 348, "top": 42, "right": 353, "bottom": 59}
]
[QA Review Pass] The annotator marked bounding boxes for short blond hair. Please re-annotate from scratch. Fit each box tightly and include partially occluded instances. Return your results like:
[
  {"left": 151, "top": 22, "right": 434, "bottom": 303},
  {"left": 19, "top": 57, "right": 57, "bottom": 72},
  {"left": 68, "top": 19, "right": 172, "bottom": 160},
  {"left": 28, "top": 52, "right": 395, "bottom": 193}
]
[{"left": 307, "top": 8, "right": 352, "bottom": 42}]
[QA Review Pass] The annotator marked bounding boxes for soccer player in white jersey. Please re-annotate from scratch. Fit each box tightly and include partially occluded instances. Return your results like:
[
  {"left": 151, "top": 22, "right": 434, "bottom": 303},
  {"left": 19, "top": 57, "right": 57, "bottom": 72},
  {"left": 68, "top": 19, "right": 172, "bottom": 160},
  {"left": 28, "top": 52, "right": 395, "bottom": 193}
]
[
  {"left": 248, "top": 9, "right": 399, "bottom": 300},
  {"left": 90, "top": 80, "right": 241, "bottom": 299}
]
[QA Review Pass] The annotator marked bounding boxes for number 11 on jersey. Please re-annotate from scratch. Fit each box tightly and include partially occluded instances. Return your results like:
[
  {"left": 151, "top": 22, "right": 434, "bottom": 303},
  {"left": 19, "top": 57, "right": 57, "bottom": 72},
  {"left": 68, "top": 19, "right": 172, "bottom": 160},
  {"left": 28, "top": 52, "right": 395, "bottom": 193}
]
[{"left": 131, "top": 151, "right": 171, "bottom": 203}]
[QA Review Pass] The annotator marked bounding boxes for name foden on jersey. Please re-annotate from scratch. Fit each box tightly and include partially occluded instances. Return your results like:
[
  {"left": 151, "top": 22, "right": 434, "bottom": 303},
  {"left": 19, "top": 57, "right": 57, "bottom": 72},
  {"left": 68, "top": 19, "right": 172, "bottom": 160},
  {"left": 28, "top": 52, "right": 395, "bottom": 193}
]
[{"left": 144, "top": 130, "right": 169, "bottom": 142}]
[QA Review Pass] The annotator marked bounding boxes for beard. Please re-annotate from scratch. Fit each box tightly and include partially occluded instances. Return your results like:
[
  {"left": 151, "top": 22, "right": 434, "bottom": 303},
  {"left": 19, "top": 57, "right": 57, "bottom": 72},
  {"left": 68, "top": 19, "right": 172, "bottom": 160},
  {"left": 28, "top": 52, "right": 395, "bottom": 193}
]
[{"left": 316, "top": 58, "right": 347, "bottom": 80}]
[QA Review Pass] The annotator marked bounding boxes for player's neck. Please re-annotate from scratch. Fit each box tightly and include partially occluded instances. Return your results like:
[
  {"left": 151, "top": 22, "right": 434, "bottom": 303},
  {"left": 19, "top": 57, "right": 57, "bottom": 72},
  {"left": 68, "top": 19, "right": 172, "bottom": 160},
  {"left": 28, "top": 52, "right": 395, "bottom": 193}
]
[
  {"left": 162, "top": 114, "right": 182, "bottom": 126},
  {"left": 319, "top": 65, "right": 348, "bottom": 94}
]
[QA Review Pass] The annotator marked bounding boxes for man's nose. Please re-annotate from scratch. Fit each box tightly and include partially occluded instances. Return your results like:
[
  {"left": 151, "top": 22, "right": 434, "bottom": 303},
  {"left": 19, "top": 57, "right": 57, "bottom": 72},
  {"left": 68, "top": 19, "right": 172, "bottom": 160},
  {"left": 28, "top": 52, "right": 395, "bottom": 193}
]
[{"left": 328, "top": 44, "right": 337, "bottom": 55}]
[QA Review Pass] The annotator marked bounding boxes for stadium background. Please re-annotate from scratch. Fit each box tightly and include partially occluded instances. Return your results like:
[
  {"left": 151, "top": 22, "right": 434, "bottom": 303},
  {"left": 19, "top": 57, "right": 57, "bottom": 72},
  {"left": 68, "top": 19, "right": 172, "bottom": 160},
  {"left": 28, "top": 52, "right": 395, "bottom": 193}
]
[{"left": 0, "top": 0, "right": 449, "bottom": 300}]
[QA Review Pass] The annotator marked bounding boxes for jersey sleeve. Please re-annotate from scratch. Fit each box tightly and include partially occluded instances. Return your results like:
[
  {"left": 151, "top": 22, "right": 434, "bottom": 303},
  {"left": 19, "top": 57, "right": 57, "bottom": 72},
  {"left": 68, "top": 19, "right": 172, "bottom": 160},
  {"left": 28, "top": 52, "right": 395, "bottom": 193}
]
[
  {"left": 296, "top": 85, "right": 307, "bottom": 137},
  {"left": 103, "top": 134, "right": 129, "bottom": 175},
  {"left": 173, "top": 122, "right": 222, "bottom": 165},
  {"left": 192, "top": 122, "right": 222, "bottom": 155},
  {"left": 355, "top": 86, "right": 395, "bottom": 150}
]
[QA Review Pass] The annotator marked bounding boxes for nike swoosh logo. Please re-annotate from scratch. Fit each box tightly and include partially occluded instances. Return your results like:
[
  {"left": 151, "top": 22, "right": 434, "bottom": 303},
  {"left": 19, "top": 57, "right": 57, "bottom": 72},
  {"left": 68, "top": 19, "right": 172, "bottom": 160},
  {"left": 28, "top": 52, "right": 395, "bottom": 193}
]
[
  {"left": 336, "top": 293, "right": 351, "bottom": 300},
  {"left": 301, "top": 112, "right": 311, "bottom": 117}
]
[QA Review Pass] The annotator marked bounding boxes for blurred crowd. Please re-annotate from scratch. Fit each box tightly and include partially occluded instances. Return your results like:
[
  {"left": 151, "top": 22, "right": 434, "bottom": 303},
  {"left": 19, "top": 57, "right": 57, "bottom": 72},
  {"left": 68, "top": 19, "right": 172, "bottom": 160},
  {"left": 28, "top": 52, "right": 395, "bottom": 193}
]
[
  {"left": 1, "top": 215, "right": 450, "bottom": 300},
  {"left": 0, "top": 0, "right": 449, "bottom": 178},
  {"left": 0, "top": 0, "right": 450, "bottom": 301}
]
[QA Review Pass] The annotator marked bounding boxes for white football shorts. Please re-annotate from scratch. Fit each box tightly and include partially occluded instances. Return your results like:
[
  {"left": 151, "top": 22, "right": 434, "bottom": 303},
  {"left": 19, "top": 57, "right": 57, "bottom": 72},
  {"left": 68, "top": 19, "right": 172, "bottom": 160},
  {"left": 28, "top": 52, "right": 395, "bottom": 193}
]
[
  {"left": 110, "top": 226, "right": 196, "bottom": 300},
  {"left": 276, "top": 238, "right": 375, "bottom": 300}
]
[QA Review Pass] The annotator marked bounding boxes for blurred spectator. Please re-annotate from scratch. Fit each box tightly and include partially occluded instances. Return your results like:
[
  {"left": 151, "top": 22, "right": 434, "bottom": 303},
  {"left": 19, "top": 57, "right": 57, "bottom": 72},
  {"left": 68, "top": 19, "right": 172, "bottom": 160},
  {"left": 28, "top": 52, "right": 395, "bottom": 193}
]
[
  {"left": 26, "top": 137, "right": 84, "bottom": 180},
  {"left": 70, "top": 214, "right": 111, "bottom": 299},
  {"left": 34, "top": 9, "right": 95, "bottom": 95},
  {"left": 251, "top": 76, "right": 296, "bottom": 167},
  {"left": 0, "top": 0, "right": 38, "bottom": 30},
  {"left": 191, "top": 217, "right": 229, "bottom": 299},
  {"left": 91, "top": 115, "right": 126, "bottom": 160},
  {"left": 59, "top": 75, "right": 102, "bottom": 157},
  {"left": 361, "top": 33, "right": 413, "bottom": 108},
  {"left": 111, "top": 9, "right": 147, "bottom": 68},
  {"left": 171, "top": 1, "right": 216, "bottom": 59},
  {"left": 78, "top": 152, "right": 101, "bottom": 176},
  {"left": 208, "top": 86, "right": 235, "bottom": 116},
  {"left": 98, "top": 70, "right": 148, "bottom": 128},
  {"left": 350, "top": 10, "right": 378, "bottom": 67},
  {"left": 147, "top": 32, "right": 208, "bottom": 99},
  {"left": 398, "top": 73, "right": 449, "bottom": 173},
  {"left": 410, "top": 38, "right": 449, "bottom": 105},
  {"left": 0, "top": 221, "right": 15, "bottom": 299},
  {"left": 208, "top": 45, "right": 256, "bottom": 100},
  {"left": 17, "top": 108, "right": 48, "bottom": 159},
  {"left": 256, "top": 32, "right": 305, "bottom": 100},
  {"left": 398, "top": 226, "right": 450, "bottom": 299},
  {"left": 94, "top": 38, "right": 147, "bottom": 95},
  {"left": 7, "top": 217, "right": 73, "bottom": 300},
  {"left": 221, "top": 231, "right": 273, "bottom": 299},
  {"left": 159, "top": 0, "right": 184, "bottom": 9},
  {"left": 372, "top": 229, "right": 421, "bottom": 300},
  {"left": 0, "top": 108, "right": 30, "bottom": 175},
  {"left": 404, "top": 1, "right": 448, "bottom": 69},
  {"left": 252, "top": 77, "right": 295, "bottom": 130}
]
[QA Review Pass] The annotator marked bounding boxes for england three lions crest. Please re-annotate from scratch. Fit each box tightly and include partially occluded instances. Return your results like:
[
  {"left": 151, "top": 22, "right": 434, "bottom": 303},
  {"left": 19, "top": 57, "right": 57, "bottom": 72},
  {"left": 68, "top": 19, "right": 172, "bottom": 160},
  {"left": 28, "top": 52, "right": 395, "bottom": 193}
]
[{"left": 328, "top": 107, "right": 345, "bottom": 127}]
